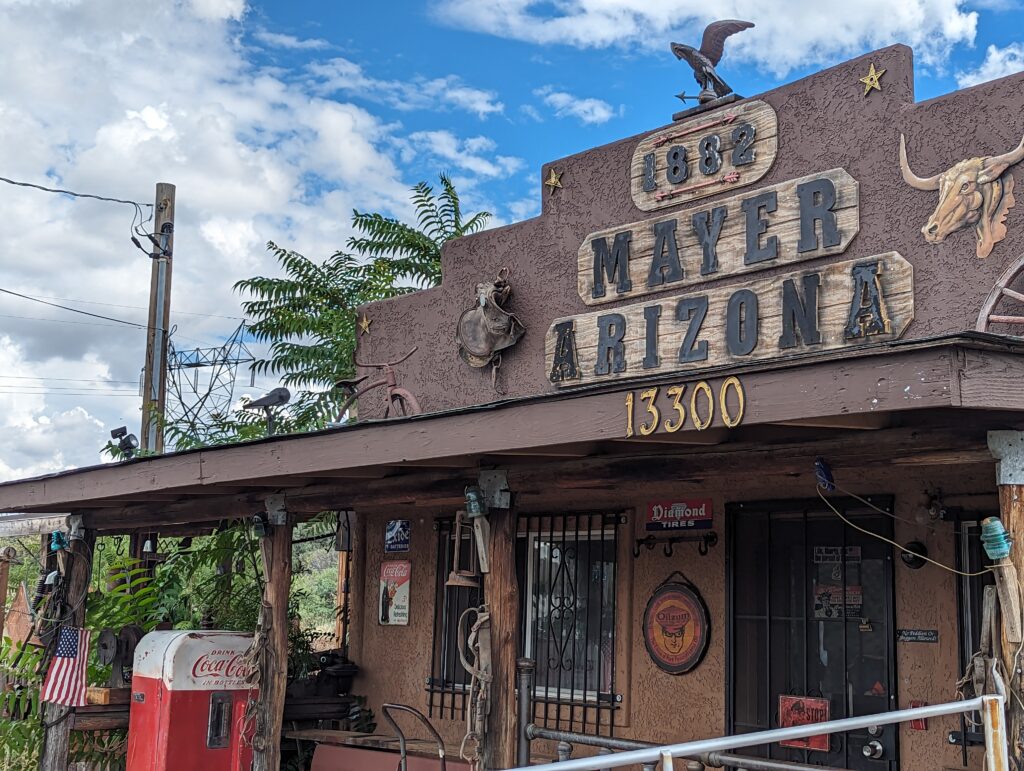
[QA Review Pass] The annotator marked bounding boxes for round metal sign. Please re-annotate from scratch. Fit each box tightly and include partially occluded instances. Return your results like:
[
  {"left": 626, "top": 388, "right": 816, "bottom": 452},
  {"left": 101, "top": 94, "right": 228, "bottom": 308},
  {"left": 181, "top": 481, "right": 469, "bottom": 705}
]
[{"left": 642, "top": 581, "right": 710, "bottom": 675}]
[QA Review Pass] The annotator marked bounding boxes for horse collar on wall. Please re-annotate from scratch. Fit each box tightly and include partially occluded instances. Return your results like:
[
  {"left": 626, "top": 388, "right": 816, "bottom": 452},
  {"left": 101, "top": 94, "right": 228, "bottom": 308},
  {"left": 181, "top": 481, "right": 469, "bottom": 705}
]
[{"left": 456, "top": 268, "right": 526, "bottom": 389}]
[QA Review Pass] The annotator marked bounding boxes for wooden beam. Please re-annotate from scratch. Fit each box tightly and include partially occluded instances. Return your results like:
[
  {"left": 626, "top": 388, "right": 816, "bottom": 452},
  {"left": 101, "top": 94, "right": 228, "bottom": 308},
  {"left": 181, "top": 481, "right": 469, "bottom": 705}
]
[
  {"left": 0, "top": 547, "right": 14, "bottom": 642},
  {"left": 772, "top": 413, "right": 891, "bottom": 430},
  {"left": 0, "top": 346, "right": 981, "bottom": 515},
  {"left": 40, "top": 530, "right": 95, "bottom": 771},
  {"left": 0, "top": 515, "right": 68, "bottom": 538},
  {"left": 252, "top": 513, "right": 293, "bottom": 771},
  {"left": 483, "top": 505, "right": 519, "bottom": 770}
]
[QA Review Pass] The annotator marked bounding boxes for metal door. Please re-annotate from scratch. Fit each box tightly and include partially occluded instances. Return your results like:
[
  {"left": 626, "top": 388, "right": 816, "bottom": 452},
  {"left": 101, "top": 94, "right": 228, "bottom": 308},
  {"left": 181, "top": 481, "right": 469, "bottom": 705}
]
[{"left": 727, "top": 498, "right": 898, "bottom": 769}]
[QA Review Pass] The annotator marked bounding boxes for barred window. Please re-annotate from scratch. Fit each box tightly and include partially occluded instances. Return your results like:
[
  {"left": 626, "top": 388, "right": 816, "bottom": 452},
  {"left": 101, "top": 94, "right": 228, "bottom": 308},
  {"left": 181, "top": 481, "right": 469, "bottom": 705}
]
[
  {"left": 427, "top": 518, "right": 484, "bottom": 720},
  {"left": 518, "top": 513, "right": 621, "bottom": 735}
]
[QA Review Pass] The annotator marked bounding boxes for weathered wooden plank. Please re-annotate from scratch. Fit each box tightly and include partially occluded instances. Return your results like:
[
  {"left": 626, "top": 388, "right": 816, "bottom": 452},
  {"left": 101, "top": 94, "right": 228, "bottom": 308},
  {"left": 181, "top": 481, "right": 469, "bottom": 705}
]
[
  {"left": 0, "top": 514, "right": 68, "bottom": 537},
  {"left": 550, "top": 252, "right": 914, "bottom": 387},
  {"left": 581, "top": 169, "right": 859, "bottom": 305},
  {"left": 630, "top": 99, "right": 778, "bottom": 211}
]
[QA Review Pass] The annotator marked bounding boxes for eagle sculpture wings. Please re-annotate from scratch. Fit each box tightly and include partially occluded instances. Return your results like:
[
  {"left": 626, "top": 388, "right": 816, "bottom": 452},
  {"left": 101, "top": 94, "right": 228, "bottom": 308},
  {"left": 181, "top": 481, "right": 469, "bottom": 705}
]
[{"left": 671, "top": 20, "right": 754, "bottom": 103}]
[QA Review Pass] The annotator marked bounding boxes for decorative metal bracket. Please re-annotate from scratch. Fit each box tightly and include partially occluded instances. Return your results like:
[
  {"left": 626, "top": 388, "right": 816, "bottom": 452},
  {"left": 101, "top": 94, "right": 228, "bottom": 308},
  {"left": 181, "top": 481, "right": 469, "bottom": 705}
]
[{"left": 632, "top": 531, "right": 718, "bottom": 558}]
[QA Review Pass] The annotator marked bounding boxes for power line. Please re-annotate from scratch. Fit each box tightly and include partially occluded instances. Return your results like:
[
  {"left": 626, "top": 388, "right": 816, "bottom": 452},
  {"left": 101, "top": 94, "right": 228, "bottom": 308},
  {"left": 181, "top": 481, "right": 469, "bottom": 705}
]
[
  {"left": 0, "top": 390, "right": 138, "bottom": 397},
  {"left": 0, "top": 312, "right": 146, "bottom": 331},
  {"left": 29, "top": 294, "right": 245, "bottom": 321},
  {"left": 0, "top": 375, "right": 138, "bottom": 385},
  {"left": 0, "top": 175, "right": 151, "bottom": 209},
  {"left": 0, "top": 287, "right": 147, "bottom": 329}
]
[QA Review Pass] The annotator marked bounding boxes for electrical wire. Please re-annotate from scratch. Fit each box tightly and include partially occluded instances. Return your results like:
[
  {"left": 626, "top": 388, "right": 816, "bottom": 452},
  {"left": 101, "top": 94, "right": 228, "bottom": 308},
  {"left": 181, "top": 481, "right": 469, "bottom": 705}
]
[
  {"left": 0, "top": 176, "right": 150, "bottom": 209},
  {"left": 0, "top": 287, "right": 147, "bottom": 329},
  {"left": 0, "top": 374, "right": 137, "bottom": 385},
  {"left": 0, "top": 312, "right": 146, "bottom": 331},
  {"left": 29, "top": 294, "right": 245, "bottom": 321},
  {"left": 816, "top": 486, "right": 997, "bottom": 578}
]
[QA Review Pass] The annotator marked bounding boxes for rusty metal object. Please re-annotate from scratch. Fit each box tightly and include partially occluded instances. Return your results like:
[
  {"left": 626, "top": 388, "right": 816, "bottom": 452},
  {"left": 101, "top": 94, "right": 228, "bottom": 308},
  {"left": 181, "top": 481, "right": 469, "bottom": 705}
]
[
  {"left": 456, "top": 268, "right": 525, "bottom": 388},
  {"left": 900, "top": 133, "right": 1024, "bottom": 258},
  {"left": 671, "top": 20, "right": 754, "bottom": 104},
  {"left": 334, "top": 347, "right": 422, "bottom": 421}
]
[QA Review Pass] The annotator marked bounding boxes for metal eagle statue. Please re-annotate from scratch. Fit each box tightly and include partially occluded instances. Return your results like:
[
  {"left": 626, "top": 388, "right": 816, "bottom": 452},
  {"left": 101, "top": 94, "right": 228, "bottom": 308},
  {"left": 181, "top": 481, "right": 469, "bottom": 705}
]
[{"left": 671, "top": 20, "right": 754, "bottom": 104}]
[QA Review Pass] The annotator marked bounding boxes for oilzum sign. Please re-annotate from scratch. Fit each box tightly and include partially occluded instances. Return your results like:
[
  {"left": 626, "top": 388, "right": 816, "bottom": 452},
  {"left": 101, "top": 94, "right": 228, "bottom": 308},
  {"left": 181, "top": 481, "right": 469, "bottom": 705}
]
[{"left": 646, "top": 499, "right": 713, "bottom": 531}]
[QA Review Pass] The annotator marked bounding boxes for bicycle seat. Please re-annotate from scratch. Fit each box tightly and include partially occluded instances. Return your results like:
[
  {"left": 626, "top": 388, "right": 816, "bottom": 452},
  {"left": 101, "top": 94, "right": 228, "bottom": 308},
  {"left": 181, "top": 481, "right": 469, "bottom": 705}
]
[{"left": 335, "top": 375, "right": 369, "bottom": 391}]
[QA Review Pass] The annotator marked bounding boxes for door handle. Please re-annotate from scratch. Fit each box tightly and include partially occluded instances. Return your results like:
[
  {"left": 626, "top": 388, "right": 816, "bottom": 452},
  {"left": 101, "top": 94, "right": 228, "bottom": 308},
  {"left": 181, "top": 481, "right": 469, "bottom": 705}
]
[{"left": 862, "top": 740, "right": 884, "bottom": 759}]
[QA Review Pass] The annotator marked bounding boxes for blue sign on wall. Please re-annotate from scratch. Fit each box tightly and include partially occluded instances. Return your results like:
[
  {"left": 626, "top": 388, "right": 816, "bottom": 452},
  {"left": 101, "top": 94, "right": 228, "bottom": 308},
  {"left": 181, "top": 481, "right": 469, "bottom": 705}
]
[{"left": 385, "top": 520, "right": 411, "bottom": 553}]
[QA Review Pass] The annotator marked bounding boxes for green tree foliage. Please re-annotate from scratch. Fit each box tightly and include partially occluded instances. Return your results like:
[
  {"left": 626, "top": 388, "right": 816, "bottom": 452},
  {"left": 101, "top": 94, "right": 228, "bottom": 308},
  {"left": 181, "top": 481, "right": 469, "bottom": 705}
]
[{"left": 164, "top": 173, "right": 489, "bottom": 450}]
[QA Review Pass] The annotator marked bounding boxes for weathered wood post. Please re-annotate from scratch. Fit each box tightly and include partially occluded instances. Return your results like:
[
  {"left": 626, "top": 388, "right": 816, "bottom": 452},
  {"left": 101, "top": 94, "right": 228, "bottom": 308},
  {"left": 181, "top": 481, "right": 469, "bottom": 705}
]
[
  {"left": 252, "top": 501, "right": 294, "bottom": 771},
  {"left": 40, "top": 528, "right": 95, "bottom": 771},
  {"left": 484, "top": 499, "right": 519, "bottom": 769},
  {"left": 0, "top": 545, "right": 17, "bottom": 642},
  {"left": 986, "top": 430, "right": 1024, "bottom": 759}
]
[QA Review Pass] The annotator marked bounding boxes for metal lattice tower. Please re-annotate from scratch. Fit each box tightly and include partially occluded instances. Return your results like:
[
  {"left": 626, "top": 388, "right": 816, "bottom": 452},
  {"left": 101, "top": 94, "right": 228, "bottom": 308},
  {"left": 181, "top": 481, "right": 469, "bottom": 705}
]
[{"left": 165, "top": 322, "right": 255, "bottom": 444}]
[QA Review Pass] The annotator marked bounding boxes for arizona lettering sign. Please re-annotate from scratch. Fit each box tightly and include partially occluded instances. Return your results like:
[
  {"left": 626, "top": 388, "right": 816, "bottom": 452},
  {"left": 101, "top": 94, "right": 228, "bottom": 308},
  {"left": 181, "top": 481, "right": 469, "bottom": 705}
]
[{"left": 545, "top": 101, "right": 916, "bottom": 388}]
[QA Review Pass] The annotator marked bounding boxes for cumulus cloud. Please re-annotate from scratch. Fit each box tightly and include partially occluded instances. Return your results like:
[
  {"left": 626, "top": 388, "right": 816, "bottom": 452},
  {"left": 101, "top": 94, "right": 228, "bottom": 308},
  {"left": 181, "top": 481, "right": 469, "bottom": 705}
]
[
  {"left": 534, "top": 86, "right": 620, "bottom": 125},
  {"left": 0, "top": 0, "right": 522, "bottom": 480},
  {"left": 956, "top": 43, "right": 1024, "bottom": 87},
  {"left": 434, "top": 0, "right": 977, "bottom": 75},
  {"left": 400, "top": 131, "right": 525, "bottom": 178},
  {"left": 308, "top": 58, "right": 505, "bottom": 118},
  {"left": 253, "top": 30, "right": 330, "bottom": 50}
]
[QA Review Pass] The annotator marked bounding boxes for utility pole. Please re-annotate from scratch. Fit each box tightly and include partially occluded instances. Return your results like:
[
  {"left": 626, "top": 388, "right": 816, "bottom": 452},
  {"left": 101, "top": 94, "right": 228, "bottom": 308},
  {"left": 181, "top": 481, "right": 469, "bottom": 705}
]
[{"left": 140, "top": 183, "right": 175, "bottom": 454}]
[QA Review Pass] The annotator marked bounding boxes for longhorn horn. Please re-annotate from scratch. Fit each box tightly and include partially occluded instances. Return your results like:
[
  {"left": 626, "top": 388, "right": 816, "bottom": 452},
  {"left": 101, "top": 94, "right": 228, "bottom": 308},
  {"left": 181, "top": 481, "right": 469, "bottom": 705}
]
[
  {"left": 983, "top": 133, "right": 1024, "bottom": 176},
  {"left": 899, "top": 134, "right": 941, "bottom": 191}
]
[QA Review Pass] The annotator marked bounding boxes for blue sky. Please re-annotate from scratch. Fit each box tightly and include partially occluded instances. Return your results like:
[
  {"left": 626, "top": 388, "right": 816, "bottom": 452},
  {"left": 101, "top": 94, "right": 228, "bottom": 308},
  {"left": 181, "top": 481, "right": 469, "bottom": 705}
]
[
  {"left": 0, "top": 0, "right": 1021, "bottom": 478},
  {"left": 244, "top": 0, "right": 1024, "bottom": 225}
]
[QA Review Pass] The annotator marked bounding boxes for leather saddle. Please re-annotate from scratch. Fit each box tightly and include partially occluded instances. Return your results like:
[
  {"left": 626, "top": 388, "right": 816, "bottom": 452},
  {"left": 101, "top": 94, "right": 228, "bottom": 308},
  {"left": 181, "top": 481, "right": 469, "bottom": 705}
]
[{"left": 456, "top": 270, "right": 525, "bottom": 385}]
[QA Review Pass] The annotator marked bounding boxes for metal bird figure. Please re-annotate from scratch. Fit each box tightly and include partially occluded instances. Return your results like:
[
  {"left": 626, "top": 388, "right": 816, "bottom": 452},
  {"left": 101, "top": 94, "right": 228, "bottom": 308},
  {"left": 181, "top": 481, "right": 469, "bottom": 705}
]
[{"left": 671, "top": 20, "right": 754, "bottom": 104}]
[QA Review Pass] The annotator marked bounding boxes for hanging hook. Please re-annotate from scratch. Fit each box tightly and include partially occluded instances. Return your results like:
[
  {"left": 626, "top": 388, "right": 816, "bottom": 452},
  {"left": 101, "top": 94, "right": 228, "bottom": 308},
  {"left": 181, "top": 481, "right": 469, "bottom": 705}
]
[{"left": 663, "top": 540, "right": 674, "bottom": 557}]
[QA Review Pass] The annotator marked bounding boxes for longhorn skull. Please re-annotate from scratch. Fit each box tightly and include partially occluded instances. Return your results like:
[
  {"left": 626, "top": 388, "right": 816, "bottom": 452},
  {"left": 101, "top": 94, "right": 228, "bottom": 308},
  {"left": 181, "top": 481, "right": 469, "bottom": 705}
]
[{"left": 899, "top": 133, "right": 1024, "bottom": 258}]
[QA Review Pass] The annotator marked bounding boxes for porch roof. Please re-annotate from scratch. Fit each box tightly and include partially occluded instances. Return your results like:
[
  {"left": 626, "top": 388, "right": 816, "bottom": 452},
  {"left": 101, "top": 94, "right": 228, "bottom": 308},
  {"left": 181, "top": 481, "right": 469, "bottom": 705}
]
[{"left": 0, "top": 335, "right": 1021, "bottom": 532}]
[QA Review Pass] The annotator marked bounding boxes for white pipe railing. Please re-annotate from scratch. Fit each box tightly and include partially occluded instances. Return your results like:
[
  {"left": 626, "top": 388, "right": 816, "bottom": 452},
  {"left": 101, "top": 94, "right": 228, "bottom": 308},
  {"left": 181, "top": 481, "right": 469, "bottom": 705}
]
[{"left": 512, "top": 695, "right": 1009, "bottom": 771}]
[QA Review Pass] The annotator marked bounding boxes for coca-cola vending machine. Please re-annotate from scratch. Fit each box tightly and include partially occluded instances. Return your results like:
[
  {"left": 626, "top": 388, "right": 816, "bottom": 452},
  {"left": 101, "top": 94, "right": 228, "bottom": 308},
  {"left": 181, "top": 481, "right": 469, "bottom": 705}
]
[{"left": 127, "top": 630, "right": 256, "bottom": 771}]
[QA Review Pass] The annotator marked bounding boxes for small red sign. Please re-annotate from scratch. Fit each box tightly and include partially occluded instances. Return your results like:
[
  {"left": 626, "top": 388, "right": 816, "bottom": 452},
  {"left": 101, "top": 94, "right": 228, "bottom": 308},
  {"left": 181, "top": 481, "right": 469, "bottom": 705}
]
[
  {"left": 910, "top": 700, "right": 928, "bottom": 730},
  {"left": 646, "top": 498, "right": 713, "bottom": 531},
  {"left": 779, "top": 695, "right": 830, "bottom": 752}
]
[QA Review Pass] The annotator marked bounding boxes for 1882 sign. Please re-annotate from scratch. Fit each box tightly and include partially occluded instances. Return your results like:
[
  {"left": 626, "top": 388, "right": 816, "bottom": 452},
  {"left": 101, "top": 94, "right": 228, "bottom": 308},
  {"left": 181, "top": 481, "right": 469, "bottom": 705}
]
[{"left": 630, "top": 99, "right": 778, "bottom": 210}]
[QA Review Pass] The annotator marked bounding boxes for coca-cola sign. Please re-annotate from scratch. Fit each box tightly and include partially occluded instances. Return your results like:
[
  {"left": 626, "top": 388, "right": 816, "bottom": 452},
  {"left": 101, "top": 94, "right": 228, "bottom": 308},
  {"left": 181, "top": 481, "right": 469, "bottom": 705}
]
[{"left": 189, "top": 649, "right": 253, "bottom": 686}]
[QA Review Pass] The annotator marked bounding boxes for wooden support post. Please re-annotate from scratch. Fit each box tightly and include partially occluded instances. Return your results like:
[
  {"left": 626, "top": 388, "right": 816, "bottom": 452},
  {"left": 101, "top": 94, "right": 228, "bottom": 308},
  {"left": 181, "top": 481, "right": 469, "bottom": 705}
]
[
  {"left": 40, "top": 530, "right": 95, "bottom": 771},
  {"left": 483, "top": 505, "right": 519, "bottom": 771},
  {"left": 987, "top": 431, "right": 1024, "bottom": 759},
  {"left": 252, "top": 512, "right": 293, "bottom": 771},
  {"left": 0, "top": 546, "right": 16, "bottom": 642}
]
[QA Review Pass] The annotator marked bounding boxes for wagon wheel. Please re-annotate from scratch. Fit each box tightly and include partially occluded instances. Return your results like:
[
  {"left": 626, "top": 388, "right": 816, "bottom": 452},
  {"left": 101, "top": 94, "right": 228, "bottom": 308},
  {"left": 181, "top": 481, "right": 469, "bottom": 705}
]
[{"left": 977, "top": 253, "right": 1024, "bottom": 333}]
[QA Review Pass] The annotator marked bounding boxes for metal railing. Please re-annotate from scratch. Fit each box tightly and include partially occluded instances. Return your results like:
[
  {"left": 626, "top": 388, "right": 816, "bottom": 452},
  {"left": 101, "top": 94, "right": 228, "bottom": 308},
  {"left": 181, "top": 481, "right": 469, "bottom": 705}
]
[{"left": 514, "top": 659, "right": 1010, "bottom": 771}]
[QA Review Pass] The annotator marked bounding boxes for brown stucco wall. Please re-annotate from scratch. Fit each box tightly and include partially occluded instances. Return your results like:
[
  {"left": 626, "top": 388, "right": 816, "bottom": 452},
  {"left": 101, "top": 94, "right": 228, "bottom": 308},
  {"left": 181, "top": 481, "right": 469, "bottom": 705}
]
[
  {"left": 355, "top": 44, "right": 1024, "bottom": 420},
  {"left": 348, "top": 461, "right": 994, "bottom": 770}
]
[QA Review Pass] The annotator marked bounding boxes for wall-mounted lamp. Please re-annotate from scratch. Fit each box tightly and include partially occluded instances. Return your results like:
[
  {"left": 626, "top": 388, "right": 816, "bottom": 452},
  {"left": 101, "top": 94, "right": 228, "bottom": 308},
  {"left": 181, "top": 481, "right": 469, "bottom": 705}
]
[
  {"left": 110, "top": 426, "right": 139, "bottom": 458},
  {"left": 251, "top": 513, "right": 269, "bottom": 538},
  {"left": 900, "top": 541, "right": 928, "bottom": 570}
]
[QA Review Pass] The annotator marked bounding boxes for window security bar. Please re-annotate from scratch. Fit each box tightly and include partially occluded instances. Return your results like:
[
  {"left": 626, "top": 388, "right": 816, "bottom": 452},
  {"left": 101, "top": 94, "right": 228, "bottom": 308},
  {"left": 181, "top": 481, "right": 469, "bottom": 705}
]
[{"left": 511, "top": 694, "right": 1009, "bottom": 771}]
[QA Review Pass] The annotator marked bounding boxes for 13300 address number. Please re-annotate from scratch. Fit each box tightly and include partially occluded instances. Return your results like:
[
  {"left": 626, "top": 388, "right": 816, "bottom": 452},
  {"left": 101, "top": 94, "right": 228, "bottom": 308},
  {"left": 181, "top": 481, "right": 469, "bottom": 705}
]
[{"left": 624, "top": 376, "right": 745, "bottom": 437}]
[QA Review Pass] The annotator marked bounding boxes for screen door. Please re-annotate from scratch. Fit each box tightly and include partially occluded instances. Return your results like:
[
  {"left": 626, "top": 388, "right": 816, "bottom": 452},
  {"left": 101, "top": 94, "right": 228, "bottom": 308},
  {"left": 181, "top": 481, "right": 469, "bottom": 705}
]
[{"left": 727, "top": 498, "right": 898, "bottom": 769}]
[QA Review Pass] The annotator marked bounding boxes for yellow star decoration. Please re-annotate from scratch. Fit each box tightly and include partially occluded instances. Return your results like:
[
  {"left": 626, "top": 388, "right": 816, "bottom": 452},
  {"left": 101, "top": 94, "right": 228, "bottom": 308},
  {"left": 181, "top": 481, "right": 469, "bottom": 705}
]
[
  {"left": 859, "top": 63, "right": 885, "bottom": 96},
  {"left": 544, "top": 168, "right": 563, "bottom": 193},
  {"left": 358, "top": 314, "right": 372, "bottom": 336}
]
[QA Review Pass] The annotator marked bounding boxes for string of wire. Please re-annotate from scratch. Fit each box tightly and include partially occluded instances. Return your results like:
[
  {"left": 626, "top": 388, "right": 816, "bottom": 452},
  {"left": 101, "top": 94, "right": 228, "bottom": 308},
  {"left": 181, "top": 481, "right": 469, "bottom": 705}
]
[{"left": 816, "top": 486, "right": 999, "bottom": 577}]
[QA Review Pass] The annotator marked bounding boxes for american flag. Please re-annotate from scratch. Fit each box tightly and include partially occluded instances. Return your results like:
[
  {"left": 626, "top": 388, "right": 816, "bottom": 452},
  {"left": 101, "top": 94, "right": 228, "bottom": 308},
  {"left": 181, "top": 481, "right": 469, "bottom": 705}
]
[{"left": 40, "top": 627, "right": 91, "bottom": 707}]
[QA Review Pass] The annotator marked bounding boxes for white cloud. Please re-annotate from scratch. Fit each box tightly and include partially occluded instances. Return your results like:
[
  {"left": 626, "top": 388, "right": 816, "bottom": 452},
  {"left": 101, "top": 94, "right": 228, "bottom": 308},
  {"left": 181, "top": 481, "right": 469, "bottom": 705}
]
[
  {"left": 253, "top": 30, "right": 329, "bottom": 50},
  {"left": 956, "top": 42, "right": 1024, "bottom": 87},
  {"left": 534, "top": 86, "right": 620, "bottom": 125},
  {"left": 434, "top": 0, "right": 977, "bottom": 75},
  {"left": 0, "top": 0, "right": 522, "bottom": 480},
  {"left": 189, "top": 0, "right": 245, "bottom": 21},
  {"left": 401, "top": 131, "right": 525, "bottom": 178},
  {"left": 308, "top": 58, "right": 505, "bottom": 118}
]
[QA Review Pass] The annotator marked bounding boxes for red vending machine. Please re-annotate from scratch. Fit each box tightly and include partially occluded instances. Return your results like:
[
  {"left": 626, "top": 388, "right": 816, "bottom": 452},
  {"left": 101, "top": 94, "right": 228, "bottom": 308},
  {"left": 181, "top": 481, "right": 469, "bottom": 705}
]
[{"left": 127, "top": 630, "right": 256, "bottom": 771}]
